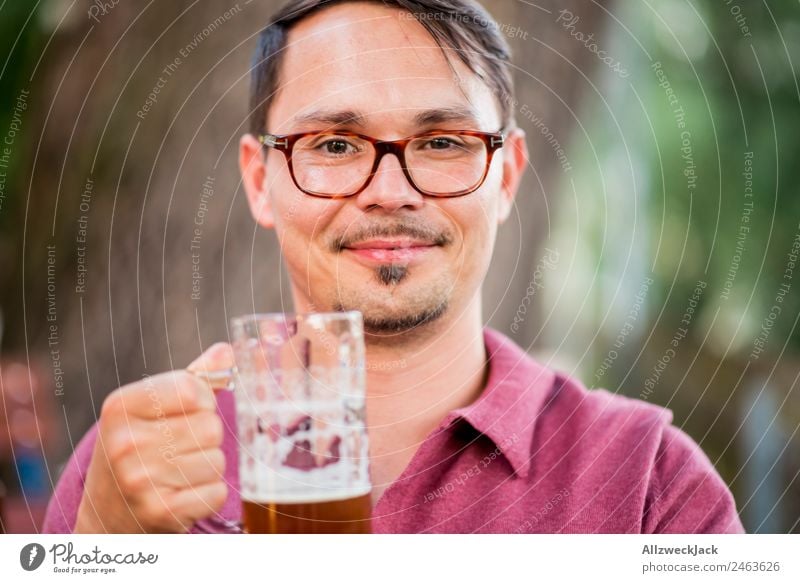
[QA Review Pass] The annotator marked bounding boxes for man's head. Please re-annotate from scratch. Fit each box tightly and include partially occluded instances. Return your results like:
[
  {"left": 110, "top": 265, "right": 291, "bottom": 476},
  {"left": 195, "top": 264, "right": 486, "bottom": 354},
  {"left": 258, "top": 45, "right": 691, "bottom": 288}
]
[{"left": 239, "top": 0, "right": 528, "bottom": 342}]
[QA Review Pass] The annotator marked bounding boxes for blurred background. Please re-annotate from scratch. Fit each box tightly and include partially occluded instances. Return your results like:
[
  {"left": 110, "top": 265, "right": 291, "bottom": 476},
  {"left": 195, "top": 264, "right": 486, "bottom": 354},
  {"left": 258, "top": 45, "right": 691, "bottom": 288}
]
[{"left": 0, "top": 0, "right": 798, "bottom": 533}]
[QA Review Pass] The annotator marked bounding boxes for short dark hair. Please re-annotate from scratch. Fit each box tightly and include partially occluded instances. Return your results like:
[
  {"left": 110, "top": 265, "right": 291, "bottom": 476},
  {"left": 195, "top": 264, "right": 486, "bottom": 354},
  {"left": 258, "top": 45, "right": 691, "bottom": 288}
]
[{"left": 248, "top": 0, "right": 514, "bottom": 136}]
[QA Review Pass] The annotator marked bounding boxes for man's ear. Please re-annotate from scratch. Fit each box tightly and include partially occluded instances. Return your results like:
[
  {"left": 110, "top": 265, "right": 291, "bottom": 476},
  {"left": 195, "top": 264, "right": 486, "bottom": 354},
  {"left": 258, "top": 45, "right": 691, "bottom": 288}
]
[
  {"left": 497, "top": 127, "right": 529, "bottom": 224},
  {"left": 239, "top": 133, "right": 275, "bottom": 229}
]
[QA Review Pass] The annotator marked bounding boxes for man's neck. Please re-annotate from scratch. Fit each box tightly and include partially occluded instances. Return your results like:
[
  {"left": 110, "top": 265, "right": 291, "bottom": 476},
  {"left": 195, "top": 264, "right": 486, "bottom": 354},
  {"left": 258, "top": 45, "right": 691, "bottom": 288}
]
[
  {"left": 361, "top": 295, "right": 489, "bottom": 504},
  {"left": 362, "top": 297, "right": 488, "bottom": 435}
]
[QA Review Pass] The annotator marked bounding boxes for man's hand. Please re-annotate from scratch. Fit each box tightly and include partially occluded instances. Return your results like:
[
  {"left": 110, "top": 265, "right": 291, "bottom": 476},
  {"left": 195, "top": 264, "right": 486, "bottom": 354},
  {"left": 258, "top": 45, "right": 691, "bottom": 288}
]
[{"left": 74, "top": 343, "right": 234, "bottom": 533}]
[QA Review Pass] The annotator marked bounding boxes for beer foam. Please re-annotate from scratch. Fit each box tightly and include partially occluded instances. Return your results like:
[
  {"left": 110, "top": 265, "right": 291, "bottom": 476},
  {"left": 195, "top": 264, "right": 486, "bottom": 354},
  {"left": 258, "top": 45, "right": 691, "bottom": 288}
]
[
  {"left": 237, "top": 394, "right": 371, "bottom": 503},
  {"left": 240, "top": 457, "right": 371, "bottom": 503},
  {"left": 243, "top": 483, "right": 372, "bottom": 505}
]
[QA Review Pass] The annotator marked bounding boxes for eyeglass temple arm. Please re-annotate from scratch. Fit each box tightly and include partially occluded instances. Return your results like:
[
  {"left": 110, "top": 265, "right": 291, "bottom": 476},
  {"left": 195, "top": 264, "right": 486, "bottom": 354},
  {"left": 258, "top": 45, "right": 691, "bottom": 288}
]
[
  {"left": 486, "top": 124, "right": 508, "bottom": 149},
  {"left": 258, "top": 134, "right": 289, "bottom": 150}
]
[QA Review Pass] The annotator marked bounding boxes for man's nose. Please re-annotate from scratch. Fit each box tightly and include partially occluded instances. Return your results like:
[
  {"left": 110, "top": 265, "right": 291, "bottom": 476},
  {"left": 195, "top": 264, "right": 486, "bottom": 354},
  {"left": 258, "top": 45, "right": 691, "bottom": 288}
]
[{"left": 354, "top": 152, "right": 425, "bottom": 212}]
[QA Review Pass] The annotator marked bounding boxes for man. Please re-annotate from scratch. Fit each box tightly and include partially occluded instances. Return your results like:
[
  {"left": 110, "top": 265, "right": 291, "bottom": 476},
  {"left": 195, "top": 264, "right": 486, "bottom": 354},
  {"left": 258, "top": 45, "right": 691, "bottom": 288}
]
[{"left": 43, "top": 0, "right": 744, "bottom": 533}]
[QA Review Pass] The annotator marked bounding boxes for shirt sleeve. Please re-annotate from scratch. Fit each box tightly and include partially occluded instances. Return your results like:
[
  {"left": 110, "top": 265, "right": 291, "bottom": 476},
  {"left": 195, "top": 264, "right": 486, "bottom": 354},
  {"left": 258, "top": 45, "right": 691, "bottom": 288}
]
[
  {"left": 642, "top": 423, "right": 745, "bottom": 533},
  {"left": 41, "top": 422, "right": 99, "bottom": 533}
]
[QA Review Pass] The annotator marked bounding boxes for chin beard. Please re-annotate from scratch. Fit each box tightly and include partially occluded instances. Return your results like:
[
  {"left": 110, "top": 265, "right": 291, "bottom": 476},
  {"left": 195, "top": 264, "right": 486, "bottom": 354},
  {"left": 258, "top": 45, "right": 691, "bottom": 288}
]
[
  {"left": 377, "top": 264, "right": 408, "bottom": 286},
  {"left": 360, "top": 300, "right": 448, "bottom": 335},
  {"left": 331, "top": 260, "right": 450, "bottom": 338},
  {"left": 333, "top": 295, "right": 448, "bottom": 336}
]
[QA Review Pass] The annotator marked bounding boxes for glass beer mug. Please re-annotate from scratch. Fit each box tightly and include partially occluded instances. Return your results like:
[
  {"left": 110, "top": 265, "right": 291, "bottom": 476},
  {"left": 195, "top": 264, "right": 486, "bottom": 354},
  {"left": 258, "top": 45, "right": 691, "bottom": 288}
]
[{"left": 225, "top": 312, "right": 371, "bottom": 534}]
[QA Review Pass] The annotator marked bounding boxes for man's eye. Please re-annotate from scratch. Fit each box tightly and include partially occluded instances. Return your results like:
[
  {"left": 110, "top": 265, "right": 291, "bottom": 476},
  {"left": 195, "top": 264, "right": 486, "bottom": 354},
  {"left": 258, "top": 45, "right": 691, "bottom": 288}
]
[
  {"left": 320, "top": 139, "right": 356, "bottom": 155},
  {"left": 419, "top": 136, "right": 470, "bottom": 152},
  {"left": 426, "top": 137, "right": 458, "bottom": 150}
]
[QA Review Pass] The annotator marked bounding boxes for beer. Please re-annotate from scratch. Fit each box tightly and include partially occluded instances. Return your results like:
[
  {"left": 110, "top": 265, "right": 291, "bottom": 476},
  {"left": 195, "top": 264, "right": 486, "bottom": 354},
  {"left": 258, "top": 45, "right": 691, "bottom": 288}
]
[{"left": 243, "top": 491, "right": 372, "bottom": 534}]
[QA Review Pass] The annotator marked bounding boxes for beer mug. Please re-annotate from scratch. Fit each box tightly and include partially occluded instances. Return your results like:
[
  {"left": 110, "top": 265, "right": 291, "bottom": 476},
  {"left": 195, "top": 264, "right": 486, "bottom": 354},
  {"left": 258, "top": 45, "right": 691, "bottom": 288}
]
[{"left": 222, "top": 312, "right": 371, "bottom": 533}]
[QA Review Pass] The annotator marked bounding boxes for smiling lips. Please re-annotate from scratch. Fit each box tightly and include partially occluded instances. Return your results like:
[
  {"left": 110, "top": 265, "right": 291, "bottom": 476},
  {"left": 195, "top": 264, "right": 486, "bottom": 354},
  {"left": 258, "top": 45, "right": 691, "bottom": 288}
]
[{"left": 344, "top": 238, "right": 439, "bottom": 263}]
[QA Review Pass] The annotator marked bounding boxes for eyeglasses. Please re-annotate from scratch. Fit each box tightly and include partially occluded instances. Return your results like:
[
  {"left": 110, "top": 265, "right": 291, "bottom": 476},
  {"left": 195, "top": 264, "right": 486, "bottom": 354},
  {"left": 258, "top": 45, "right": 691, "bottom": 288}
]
[{"left": 258, "top": 129, "right": 505, "bottom": 198}]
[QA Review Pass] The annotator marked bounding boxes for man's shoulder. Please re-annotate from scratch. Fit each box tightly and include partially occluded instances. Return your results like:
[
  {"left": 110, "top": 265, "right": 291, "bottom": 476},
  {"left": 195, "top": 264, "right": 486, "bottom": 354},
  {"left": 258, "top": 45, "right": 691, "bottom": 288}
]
[
  {"left": 485, "top": 328, "right": 672, "bottom": 427},
  {"left": 484, "top": 328, "right": 676, "bottom": 450},
  {"left": 543, "top": 368, "right": 674, "bottom": 439},
  {"left": 534, "top": 368, "right": 742, "bottom": 532},
  {"left": 541, "top": 374, "right": 700, "bottom": 471}
]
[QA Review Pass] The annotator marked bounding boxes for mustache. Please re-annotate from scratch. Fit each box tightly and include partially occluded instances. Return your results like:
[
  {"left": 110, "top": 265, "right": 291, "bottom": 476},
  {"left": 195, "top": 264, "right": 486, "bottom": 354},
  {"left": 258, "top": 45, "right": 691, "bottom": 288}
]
[{"left": 330, "top": 222, "right": 454, "bottom": 252}]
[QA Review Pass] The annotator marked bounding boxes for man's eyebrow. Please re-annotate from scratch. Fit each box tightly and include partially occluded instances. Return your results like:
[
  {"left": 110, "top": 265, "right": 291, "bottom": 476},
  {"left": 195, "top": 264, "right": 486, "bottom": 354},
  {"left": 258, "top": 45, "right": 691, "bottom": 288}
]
[
  {"left": 290, "top": 109, "right": 366, "bottom": 129},
  {"left": 412, "top": 106, "right": 482, "bottom": 127},
  {"left": 287, "top": 105, "right": 482, "bottom": 131}
]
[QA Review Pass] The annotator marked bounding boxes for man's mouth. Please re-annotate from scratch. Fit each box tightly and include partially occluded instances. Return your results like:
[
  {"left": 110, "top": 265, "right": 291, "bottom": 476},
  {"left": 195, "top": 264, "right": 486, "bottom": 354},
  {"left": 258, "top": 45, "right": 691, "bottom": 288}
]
[{"left": 343, "top": 238, "right": 440, "bottom": 263}]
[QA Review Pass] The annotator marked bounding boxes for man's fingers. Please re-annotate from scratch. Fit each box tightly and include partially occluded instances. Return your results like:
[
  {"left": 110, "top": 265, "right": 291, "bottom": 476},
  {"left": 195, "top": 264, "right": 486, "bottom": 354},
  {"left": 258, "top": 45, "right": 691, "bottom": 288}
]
[
  {"left": 105, "top": 410, "right": 224, "bottom": 467},
  {"left": 166, "top": 481, "right": 228, "bottom": 529},
  {"left": 116, "top": 446, "right": 226, "bottom": 492},
  {"left": 160, "top": 448, "right": 226, "bottom": 489},
  {"left": 161, "top": 411, "right": 225, "bottom": 455},
  {"left": 105, "top": 371, "right": 216, "bottom": 420},
  {"left": 132, "top": 482, "right": 225, "bottom": 533}
]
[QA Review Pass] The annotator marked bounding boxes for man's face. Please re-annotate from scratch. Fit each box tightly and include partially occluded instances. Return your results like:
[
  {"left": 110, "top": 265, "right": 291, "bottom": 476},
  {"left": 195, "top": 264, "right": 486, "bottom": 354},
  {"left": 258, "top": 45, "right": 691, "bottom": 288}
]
[{"left": 240, "top": 2, "right": 527, "bottom": 339}]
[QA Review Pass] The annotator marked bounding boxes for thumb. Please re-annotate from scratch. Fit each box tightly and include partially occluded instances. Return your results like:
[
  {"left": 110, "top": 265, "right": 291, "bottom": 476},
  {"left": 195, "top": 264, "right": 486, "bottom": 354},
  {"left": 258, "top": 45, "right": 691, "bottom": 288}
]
[{"left": 187, "top": 342, "right": 234, "bottom": 389}]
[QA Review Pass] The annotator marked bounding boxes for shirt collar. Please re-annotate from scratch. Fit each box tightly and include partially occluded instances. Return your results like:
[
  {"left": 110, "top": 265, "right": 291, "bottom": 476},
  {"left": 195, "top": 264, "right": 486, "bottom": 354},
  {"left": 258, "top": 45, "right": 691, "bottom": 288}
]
[{"left": 442, "top": 327, "right": 555, "bottom": 479}]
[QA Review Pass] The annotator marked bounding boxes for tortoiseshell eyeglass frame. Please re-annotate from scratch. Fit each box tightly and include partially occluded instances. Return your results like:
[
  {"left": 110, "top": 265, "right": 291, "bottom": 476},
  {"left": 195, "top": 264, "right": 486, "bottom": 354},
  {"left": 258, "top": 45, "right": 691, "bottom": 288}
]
[{"left": 257, "top": 129, "right": 506, "bottom": 199}]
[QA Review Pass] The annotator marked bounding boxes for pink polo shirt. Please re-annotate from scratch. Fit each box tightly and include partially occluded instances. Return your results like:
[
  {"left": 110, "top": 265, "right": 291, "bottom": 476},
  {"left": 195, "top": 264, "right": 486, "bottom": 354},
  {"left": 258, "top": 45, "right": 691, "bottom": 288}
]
[{"left": 42, "top": 328, "right": 744, "bottom": 533}]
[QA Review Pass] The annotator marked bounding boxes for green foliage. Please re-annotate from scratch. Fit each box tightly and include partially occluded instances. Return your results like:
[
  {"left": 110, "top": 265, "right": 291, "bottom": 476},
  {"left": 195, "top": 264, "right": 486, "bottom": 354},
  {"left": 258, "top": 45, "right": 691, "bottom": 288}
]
[{"left": 0, "top": 2, "right": 43, "bottom": 233}]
